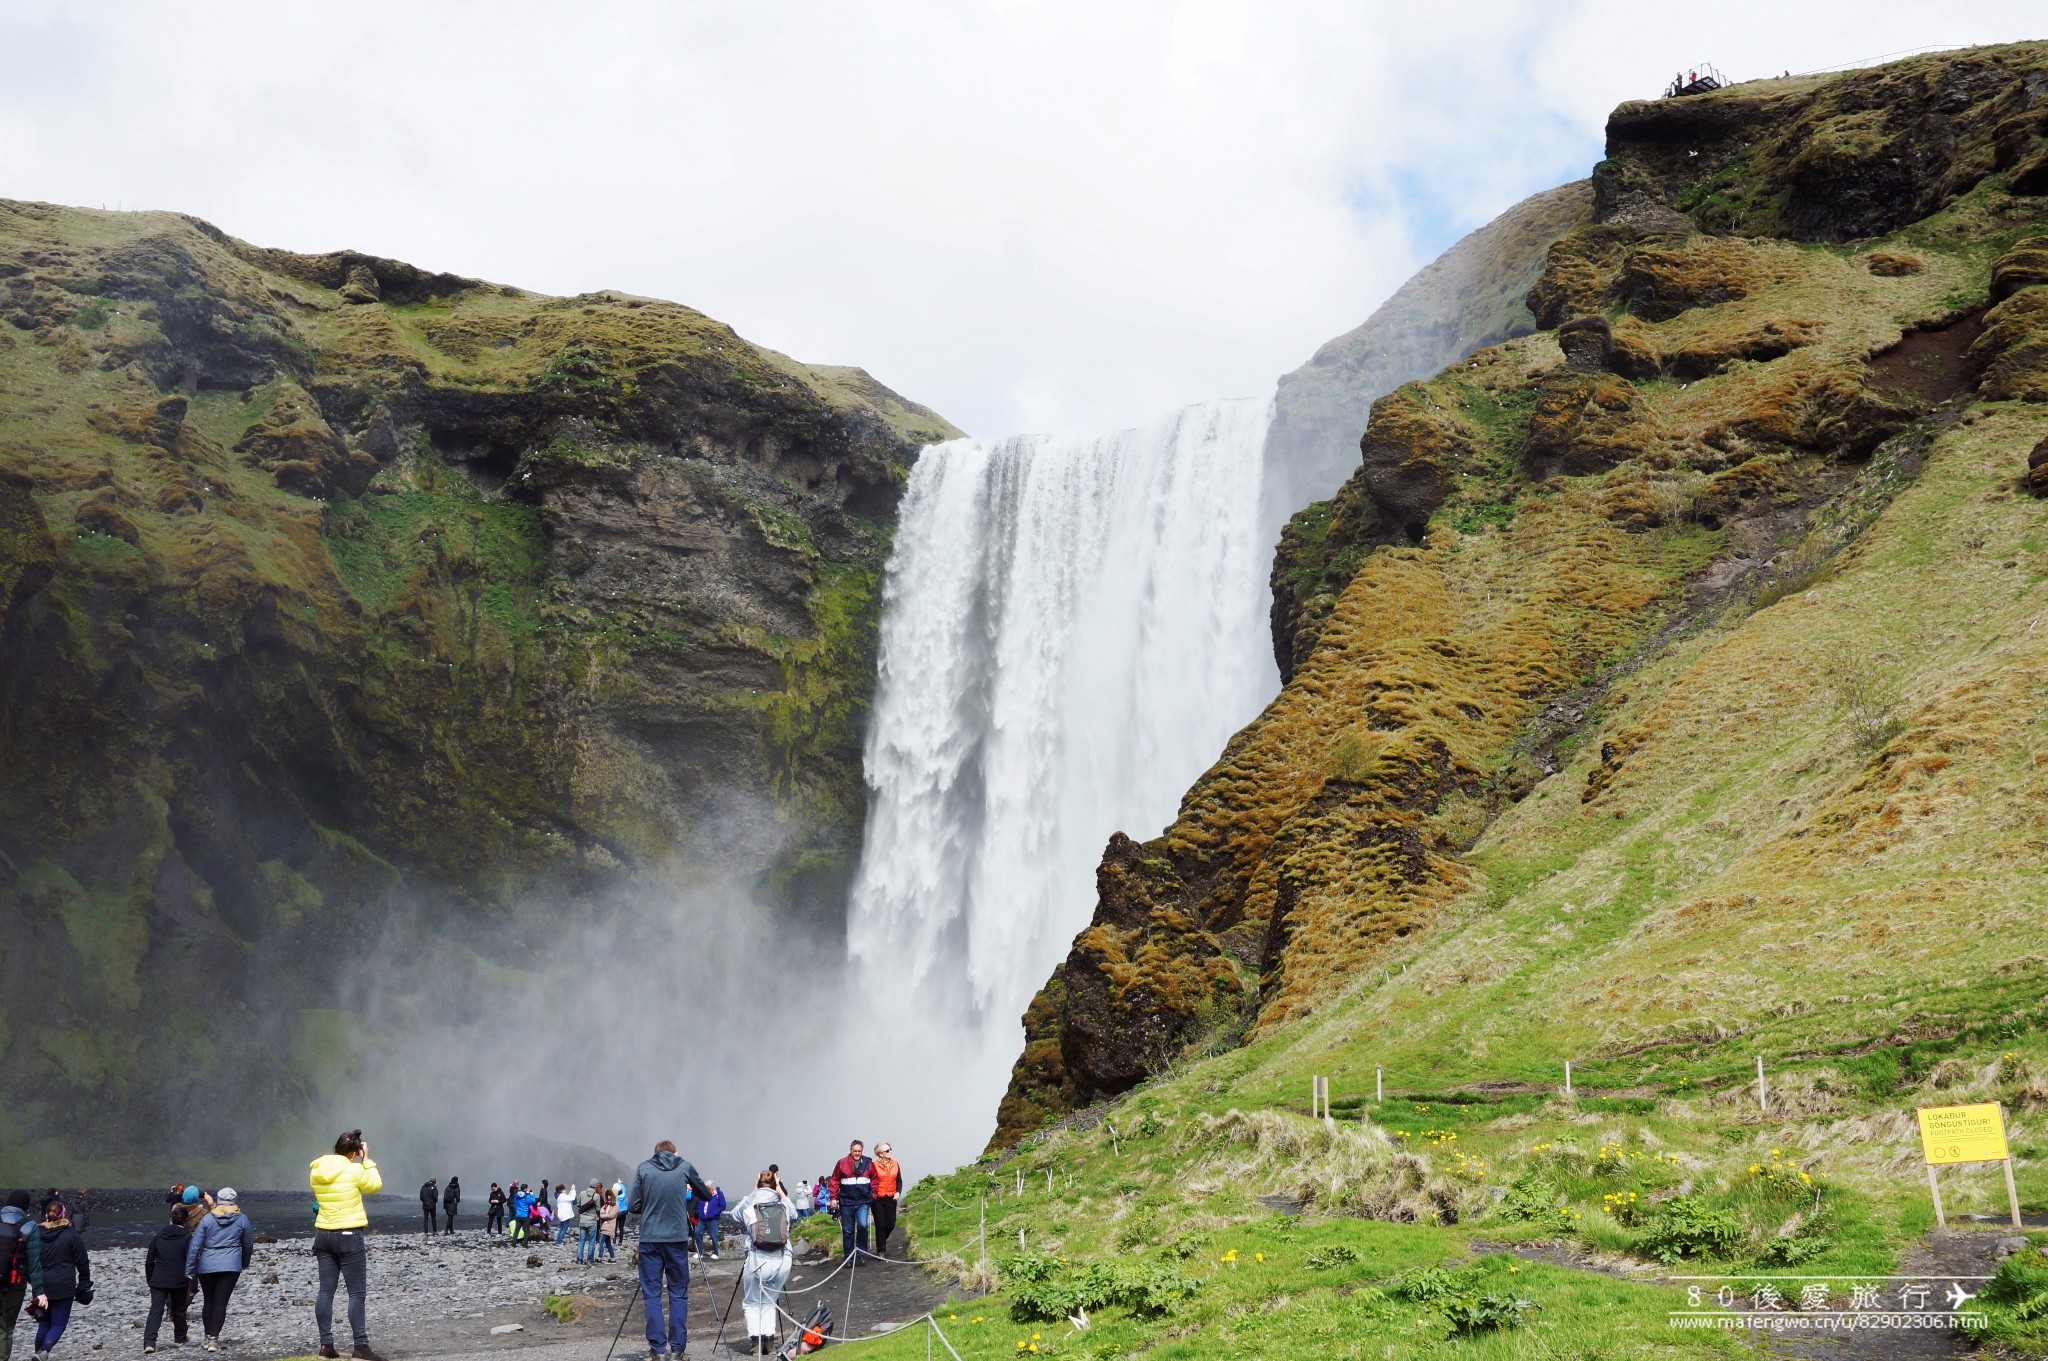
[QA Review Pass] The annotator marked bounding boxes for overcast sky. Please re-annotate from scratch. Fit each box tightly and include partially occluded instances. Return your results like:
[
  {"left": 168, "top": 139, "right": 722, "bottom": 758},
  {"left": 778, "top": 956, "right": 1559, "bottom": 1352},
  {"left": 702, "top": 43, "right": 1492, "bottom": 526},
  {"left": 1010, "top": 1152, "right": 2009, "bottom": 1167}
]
[{"left": 4, "top": 2, "right": 2040, "bottom": 436}]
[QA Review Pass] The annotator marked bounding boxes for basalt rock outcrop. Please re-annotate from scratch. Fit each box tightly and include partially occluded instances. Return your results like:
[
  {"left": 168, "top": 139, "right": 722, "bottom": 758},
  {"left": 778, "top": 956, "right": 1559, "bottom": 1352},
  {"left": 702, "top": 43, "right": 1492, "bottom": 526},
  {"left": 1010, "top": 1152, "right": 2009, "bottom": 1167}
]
[
  {"left": 1263, "top": 181, "right": 1594, "bottom": 522},
  {"left": 0, "top": 199, "right": 956, "bottom": 1169},
  {"left": 995, "top": 40, "right": 2048, "bottom": 1147}
]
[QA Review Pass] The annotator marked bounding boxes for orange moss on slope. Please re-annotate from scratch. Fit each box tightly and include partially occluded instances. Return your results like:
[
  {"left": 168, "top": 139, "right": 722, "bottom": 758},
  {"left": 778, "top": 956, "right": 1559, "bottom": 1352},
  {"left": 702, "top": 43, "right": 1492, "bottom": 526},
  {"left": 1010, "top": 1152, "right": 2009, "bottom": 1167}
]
[{"left": 993, "top": 44, "right": 2048, "bottom": 1146}]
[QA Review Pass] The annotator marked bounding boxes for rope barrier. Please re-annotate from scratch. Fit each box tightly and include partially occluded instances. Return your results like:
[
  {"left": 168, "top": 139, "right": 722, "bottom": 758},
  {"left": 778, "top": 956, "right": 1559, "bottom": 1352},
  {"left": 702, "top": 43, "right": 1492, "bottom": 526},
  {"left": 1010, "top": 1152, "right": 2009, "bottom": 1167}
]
[
  {"left": 775, "top": 1251, "right": 856, "bottom": 1295},
  {"left": 771, "top": 1299, "right": 941, "bottom": 1347},
  {"left": 917, "top": 1191, "right": 979, "bottom": 1213}
]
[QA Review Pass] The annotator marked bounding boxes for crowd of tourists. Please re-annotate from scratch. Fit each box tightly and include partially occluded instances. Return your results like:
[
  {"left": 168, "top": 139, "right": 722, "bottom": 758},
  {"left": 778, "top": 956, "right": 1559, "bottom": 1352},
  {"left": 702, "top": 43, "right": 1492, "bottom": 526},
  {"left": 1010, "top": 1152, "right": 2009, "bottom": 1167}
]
[{"left": 0, "top": 1132, "right": 908, "bottom": 1361}]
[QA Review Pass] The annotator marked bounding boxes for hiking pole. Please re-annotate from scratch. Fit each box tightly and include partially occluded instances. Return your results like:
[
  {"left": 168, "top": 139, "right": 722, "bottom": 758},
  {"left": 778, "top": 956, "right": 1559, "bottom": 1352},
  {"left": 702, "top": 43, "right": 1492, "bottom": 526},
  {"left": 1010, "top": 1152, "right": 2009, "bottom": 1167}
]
[
  {"left": 602, "top": 1280, "right": 643, "bottom": 1361},
  {"left": 711, "top": 1264, "right": 744, "bottom": 1355}
]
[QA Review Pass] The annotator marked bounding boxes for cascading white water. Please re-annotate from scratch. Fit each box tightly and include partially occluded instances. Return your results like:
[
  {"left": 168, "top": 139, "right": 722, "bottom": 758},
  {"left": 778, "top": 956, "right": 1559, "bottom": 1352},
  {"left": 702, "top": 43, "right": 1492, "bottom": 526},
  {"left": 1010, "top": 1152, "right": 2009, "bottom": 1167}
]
[{"left": 848, "top": 397, "right": 1279, "bottom": 1068}]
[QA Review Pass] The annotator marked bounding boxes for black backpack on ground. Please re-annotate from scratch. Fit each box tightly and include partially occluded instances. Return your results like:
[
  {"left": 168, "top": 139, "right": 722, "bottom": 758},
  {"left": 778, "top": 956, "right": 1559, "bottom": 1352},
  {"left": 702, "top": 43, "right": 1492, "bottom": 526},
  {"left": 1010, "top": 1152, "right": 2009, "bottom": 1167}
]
[{"left": 778, "top": 1302, "right": 832, "bottom": 1357}]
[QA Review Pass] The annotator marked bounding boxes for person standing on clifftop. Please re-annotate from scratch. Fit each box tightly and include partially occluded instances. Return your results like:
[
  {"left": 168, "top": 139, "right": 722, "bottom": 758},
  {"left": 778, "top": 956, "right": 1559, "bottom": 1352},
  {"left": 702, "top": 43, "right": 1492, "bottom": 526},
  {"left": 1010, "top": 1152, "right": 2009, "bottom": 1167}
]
[
  {"left": 309, "top": 1129, "right": 385, "bottom": 1361},
  {"left": 628, "top": 1140, "right": 713, "bottom": 1360},
  {"left": 417, "top": 1179, "right": 438, "bottom": 1237},
  {"left": 485, "top": 1183, "right": 505, "bottom": 1236},
  {"left": 0, "top": 1190, "right": 47, "bottom": 1361},
  {"left": 441, "top": 1178, "right": 460, "bottom": 1236}
]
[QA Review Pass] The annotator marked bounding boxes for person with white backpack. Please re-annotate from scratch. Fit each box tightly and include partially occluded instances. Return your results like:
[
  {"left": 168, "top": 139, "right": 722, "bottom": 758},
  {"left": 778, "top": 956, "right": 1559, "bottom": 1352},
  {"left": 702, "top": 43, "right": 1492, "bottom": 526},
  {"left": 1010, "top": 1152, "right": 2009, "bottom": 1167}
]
[{"left": 732, "top": 1171, "right": 798, "bottom": 1356}]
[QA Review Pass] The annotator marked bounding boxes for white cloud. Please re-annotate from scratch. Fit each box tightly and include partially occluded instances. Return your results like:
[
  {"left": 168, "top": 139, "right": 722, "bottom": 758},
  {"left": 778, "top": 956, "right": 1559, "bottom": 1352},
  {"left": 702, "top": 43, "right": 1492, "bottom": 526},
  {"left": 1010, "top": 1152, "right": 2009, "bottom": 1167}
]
[{"left": 0, "top": 2, "right": 2039, "bottom": 436}]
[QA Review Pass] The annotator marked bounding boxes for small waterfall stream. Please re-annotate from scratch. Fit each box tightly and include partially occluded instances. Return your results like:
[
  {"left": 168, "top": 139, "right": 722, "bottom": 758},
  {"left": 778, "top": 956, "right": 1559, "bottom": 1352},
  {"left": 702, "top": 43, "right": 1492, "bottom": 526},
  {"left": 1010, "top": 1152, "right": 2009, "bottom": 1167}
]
[{"left": 844, "top": 398, "right": 1277, "bottom": 1157}]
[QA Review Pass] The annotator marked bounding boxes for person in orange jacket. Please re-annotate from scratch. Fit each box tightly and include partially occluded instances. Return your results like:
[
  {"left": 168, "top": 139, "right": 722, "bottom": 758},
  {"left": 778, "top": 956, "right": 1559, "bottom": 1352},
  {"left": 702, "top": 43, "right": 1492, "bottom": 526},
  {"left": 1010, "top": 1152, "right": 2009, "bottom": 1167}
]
[{"left": 868, "top": 1144, "right": 903, "bottom": 1257}]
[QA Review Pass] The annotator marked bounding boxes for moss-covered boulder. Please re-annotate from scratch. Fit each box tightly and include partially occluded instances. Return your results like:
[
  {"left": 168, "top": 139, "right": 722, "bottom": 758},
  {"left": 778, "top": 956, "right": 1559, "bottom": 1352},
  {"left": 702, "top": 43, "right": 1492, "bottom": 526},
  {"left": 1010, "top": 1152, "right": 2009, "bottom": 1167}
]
[{"left": 1356, "top": 386, "right": 1476, "bottom": 539}]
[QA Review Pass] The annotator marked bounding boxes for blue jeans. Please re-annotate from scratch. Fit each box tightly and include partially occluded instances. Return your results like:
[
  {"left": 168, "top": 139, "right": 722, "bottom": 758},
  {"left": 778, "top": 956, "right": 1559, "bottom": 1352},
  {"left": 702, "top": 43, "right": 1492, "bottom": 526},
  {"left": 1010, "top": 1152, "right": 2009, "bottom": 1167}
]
[
  {"left": 556, "top": 1218, "right": 573, "bottom": 1242},
  {"left": 838, "top": 1201, "right": 870, "bottom": 1257},
  {"left": 693, "top": 1216, "right": 720, "bottom": 1255},
  {"left": 35, "top": 1298, "right": 74, "bottom": 1353},
  {"left": 597, "top": 1232, "right": 616, "bottom": 1260},
  {"left": 578, "top": 1224, "right": 599, "bottom": 1261},
  {"left": 638, "top": 1241, "right": 691, "bottom": 1354}
]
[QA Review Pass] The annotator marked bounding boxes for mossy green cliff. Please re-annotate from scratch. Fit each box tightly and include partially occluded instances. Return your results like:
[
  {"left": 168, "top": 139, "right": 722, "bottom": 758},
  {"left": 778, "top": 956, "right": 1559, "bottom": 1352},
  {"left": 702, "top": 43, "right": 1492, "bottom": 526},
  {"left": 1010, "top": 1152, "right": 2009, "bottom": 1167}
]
[
  {"left": 997, "top": 40, "right": 2048, "bottom": 1149},
  {"left": 0, "top": 200, "right": 956, "bottom": 1172}
]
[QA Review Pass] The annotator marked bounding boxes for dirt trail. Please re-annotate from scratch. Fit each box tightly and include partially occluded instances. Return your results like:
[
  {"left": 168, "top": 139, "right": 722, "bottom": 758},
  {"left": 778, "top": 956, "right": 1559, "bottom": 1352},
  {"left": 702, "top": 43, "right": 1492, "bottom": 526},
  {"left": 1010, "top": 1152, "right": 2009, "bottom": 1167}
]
[
  {"left": 1755, "top": 1225, "right": 2026, "bottom": 1361},
  {"left": 1481, "top": 1222, "right": 2042, "bottom": 1360},
  {"left": 382, "top": 1247, "right": 956, "bottom": 1361}
]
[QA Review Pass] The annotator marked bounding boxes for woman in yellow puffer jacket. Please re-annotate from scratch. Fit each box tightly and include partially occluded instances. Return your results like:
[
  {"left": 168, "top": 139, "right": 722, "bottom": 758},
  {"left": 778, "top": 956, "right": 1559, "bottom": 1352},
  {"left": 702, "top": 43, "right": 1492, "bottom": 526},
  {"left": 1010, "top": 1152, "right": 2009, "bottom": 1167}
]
[{"left": 307, "top": 1131, "right": 384, "bottom": 1361}]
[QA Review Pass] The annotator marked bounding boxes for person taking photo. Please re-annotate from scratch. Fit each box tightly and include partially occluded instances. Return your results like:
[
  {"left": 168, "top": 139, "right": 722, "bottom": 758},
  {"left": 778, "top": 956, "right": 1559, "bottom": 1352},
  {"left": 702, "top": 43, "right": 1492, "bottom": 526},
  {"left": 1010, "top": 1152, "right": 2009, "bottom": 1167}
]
[{"left": 309, "top": 1130, "right": 384, "bottom": 1361}]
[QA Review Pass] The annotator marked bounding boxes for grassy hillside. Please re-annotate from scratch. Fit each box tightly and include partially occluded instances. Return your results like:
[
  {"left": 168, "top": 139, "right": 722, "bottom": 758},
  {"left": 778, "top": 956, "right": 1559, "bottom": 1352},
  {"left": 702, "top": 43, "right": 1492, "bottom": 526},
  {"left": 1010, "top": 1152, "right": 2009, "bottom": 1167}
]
[
  {"left": 0, "top": 200, "right": 956, "bottom": 1174},
  {"left": 866, "top": 268, "right": 2048, "bottom": 1361},
  {"left": 929, "top": 40, "right": 2048, "bottom": 1361}
]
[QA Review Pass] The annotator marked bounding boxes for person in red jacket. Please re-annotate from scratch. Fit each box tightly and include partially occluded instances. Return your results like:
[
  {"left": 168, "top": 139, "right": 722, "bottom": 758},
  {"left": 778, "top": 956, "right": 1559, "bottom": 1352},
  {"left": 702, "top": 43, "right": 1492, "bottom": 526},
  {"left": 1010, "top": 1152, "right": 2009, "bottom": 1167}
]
[{"left": 828, "top": 1141, "right": 876, "bottom": 1260}]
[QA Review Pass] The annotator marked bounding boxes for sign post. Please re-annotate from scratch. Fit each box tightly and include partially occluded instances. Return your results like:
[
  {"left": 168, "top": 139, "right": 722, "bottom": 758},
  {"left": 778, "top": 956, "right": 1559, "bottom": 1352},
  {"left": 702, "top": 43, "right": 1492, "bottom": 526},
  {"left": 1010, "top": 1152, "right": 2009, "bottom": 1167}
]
[{"left": 1915, "top": 1101, "right": 2019, "bottom": 1229}]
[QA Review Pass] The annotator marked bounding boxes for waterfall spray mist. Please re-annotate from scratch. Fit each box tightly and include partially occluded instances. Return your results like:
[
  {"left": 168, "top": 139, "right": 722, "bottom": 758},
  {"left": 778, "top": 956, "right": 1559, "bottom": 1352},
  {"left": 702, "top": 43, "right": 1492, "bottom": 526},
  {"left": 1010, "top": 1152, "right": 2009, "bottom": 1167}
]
[{"left": 312, "top": 399, "right": 1278, "bottom": 1194}]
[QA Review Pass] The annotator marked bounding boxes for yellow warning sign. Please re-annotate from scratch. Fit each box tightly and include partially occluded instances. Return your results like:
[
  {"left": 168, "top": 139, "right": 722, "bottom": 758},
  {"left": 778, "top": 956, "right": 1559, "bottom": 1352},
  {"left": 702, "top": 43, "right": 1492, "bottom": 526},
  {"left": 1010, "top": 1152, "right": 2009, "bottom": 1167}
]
[{"left": 1916, "top": 1102, "right": 2010, "bottom": 1165}]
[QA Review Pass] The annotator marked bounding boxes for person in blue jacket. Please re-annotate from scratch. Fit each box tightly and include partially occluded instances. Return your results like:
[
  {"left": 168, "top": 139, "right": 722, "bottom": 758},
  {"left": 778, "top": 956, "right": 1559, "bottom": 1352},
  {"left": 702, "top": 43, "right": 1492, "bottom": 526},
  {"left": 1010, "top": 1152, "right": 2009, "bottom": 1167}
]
[
  {"left": 691, "top": 1185, "right": 725, "bottom": 1261},
  {"left": 185, "top": 1190, "right": 253, "bottom": 1352}
]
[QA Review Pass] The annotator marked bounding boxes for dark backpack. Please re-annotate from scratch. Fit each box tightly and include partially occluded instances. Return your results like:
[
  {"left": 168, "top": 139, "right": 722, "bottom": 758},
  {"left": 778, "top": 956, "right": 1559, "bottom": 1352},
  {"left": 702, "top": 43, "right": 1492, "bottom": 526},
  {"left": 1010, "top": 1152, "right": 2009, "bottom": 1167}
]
[
  {"left": 749, "top": 1200, "right": 788, "bottom": 1253},
  {"left": 0, "top": 1220, "right": 26, "bottom": 1290}
]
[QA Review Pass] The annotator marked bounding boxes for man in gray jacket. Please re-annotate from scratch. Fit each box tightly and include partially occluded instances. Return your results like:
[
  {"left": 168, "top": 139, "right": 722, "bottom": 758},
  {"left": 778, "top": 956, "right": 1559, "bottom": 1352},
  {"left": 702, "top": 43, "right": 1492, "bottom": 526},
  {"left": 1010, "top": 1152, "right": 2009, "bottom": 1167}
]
[{"left": 629, "top": 1142, "right": 713, "bottom": 1358}]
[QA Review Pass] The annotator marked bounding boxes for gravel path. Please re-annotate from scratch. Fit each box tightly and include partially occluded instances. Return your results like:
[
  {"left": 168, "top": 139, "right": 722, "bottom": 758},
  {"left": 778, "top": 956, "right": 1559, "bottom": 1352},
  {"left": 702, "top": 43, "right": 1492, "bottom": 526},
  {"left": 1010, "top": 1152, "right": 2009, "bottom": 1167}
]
[{"left": 39, "top": 1231, "right": 953, "bottom": 1361}]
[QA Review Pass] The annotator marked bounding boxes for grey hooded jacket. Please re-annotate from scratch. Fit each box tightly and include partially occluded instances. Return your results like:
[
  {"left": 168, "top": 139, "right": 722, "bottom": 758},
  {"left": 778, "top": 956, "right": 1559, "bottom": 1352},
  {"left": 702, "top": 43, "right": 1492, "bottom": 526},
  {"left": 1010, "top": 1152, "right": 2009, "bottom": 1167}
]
[{"left": 628, "top": 1151, "right": 712, "bottom": 1244}]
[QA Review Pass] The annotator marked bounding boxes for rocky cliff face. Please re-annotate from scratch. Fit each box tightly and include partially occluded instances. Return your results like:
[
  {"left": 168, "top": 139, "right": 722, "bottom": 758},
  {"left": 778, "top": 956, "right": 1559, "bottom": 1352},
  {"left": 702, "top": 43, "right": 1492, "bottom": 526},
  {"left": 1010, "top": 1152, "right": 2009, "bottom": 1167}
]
[
  {"left": 0, "top": 201, "right": 955, "bottom": 1171},
  {"left": 994, "top": 39, "right": 2048, "bottom": 1147},
  {"left": 1262, "top": 182, "right": 1593, "bottom": 530}
]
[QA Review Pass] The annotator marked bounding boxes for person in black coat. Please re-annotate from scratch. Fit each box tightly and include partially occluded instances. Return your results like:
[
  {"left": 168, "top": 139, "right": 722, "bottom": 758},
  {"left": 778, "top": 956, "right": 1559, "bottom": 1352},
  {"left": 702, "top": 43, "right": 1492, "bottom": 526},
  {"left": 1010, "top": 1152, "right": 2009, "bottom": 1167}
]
[
  {"left": 417, "top": 1181, "right": 437, "bottom": 1237},
  {"left": 141, "top": 1210, "right": 192, "bottom": 1352},
  {"left": 440, "top": 1179, "right": 460, "bottom": 1236},
  {"left": 485, "top": 1184, "right": 505, "bottom": 1236},
  {"left": 33, "top": 1202, "right": 88, "bottom": 1359}
]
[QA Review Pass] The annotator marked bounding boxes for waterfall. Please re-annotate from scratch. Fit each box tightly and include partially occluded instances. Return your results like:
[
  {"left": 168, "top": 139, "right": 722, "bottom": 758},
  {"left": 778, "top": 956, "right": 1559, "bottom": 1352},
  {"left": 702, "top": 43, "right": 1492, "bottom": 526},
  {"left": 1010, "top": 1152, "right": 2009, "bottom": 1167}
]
[{"left": 847, "top": 397, "right": 1279, "bottom": 1060}]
